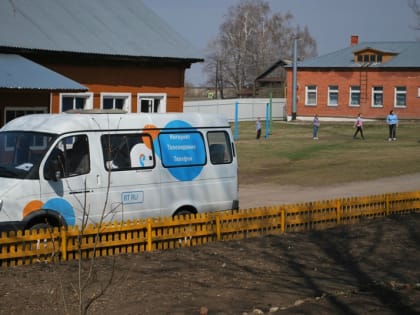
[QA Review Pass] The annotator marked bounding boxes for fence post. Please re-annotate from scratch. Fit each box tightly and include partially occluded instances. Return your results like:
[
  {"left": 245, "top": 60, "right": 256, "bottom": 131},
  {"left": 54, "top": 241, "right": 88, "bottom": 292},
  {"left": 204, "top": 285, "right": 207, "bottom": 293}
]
[
  {"left": 281, "top": 209, "right": 286, "bottom": 233},
  {"left": 336, "top": 199, "right": 341, "bottom": 224},
  {"left": 265, "top": 103, "right": 269, "bottom": 139},
  {"left": 60, "top": 227, "right": 67, "bottom": 261},
  {"left": 146, "top": 218, "right": 153, "bottom": 252},
  {"left": 269, "top": 93, "right": 273, "bottom": 134},
  {"left": 234, "top": 101, "right": 239, "bottom": 141},
  {"left": 386, "top": 193, "right": 390, "bottom": 216},
  {"left": 215, "top": 213, "right": 221, "bottom": 241}
]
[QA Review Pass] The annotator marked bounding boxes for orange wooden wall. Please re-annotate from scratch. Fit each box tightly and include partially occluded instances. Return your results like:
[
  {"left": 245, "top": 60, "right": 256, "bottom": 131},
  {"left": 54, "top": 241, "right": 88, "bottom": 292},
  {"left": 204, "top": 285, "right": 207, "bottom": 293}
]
[{"left": 47, "top": 62, "right": 186, "bottom": 113}]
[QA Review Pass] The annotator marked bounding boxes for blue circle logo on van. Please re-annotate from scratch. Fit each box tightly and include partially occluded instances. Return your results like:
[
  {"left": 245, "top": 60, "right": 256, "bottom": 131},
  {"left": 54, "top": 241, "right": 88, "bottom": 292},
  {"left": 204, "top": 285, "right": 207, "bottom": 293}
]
[
  {"left": 154, "top": 120, "right": 205, "bottom": 181},
  {"left": 43, "top": 198, "right": 75, "bottom": 226}
]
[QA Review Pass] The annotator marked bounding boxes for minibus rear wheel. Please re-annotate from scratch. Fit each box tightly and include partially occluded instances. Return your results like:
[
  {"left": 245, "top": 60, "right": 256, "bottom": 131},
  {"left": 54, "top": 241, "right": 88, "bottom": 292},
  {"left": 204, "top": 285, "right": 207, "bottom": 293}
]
[{"left": 173, "top": 206, "right": 197, "bottom": 217}]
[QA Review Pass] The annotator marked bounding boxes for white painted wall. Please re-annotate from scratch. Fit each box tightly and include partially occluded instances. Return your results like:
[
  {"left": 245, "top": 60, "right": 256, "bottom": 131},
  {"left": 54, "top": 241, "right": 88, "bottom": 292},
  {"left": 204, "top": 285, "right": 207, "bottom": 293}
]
[{"left": 184, "top": 98, "right": 286, "bottom": 122}]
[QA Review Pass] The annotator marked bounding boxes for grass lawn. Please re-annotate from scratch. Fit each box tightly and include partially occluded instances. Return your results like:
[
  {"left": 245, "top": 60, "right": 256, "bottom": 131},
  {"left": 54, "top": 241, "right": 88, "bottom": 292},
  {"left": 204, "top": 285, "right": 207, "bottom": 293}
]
[{"left": 234, "top": 120, "right": 420, "bottom": 186}]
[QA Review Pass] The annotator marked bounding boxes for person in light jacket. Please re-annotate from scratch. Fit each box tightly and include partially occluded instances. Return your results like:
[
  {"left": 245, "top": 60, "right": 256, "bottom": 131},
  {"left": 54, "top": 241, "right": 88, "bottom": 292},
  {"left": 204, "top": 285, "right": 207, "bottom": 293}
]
[
  {"left": 312, "top": 114, "right": 320, "bottom": 139},
  {"left": 353, "top": 113, "right": 365, "bottom": 140},
  {"left": 386, "top": 110, "right": 398, "bottom": 141}
]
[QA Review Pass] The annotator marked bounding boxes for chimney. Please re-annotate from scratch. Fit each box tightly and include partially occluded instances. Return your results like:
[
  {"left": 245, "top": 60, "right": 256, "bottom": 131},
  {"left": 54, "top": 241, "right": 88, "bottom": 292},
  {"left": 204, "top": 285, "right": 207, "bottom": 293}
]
[{"left": 351, "top": 35, "right": 359, "bottom": 46}]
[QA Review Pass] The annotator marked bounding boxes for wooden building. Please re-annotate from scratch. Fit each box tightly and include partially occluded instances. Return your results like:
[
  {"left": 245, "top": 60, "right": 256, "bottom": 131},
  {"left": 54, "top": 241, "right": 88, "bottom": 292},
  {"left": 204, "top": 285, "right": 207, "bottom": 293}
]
[{"left": 254, "top": 59, "right": 290, "bottom": 98}]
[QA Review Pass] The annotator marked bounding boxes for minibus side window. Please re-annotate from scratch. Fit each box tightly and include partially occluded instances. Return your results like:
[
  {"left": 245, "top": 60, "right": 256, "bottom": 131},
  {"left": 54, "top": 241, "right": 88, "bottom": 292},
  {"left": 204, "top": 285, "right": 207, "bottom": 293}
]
[
  {"left": 158, "top": 131, "right": 206, "bottom": 168},
  {"left": 207, "top": 131, "right": 232, "bottom": 164},
  {"left": 101, "top": 133, "right": 155, "bottom": 171},
  {"left": 44, "top": 135, "right": 90, "bottom": 180}
]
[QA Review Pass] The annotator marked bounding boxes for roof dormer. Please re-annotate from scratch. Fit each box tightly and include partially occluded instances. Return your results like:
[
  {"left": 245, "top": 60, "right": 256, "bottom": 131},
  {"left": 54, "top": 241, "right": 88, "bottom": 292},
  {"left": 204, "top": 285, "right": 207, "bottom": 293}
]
[{"left": 354, "top": 48, "right": 397, "bottom": 65}]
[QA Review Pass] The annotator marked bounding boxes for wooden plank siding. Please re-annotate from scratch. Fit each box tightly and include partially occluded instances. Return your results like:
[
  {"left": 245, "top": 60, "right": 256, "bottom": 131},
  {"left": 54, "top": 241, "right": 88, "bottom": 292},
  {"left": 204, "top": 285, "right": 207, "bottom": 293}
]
[{"left": 44, "top": 61, "right": 187, "bottom": 113}]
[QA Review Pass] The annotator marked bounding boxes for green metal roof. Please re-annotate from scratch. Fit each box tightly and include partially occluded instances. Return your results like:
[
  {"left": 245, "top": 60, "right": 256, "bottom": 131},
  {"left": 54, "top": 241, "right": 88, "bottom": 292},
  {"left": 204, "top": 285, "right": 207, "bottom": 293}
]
[
  {"left": 297, "top": 41, "right": 420, "bottom": 68},
  {"left": 0, "top": 0, "right": 203, "bottom": 62}
]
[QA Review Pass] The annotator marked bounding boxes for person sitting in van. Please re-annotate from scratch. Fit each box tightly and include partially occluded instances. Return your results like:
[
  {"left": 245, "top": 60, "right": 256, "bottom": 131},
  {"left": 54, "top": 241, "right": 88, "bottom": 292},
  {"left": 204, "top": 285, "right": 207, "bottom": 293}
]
[
  {"left": 44, "top": 145, "right": 65, "bottom": 180},
  {"left": 14, "top": 136, "right": 30, "bottom": 164}
]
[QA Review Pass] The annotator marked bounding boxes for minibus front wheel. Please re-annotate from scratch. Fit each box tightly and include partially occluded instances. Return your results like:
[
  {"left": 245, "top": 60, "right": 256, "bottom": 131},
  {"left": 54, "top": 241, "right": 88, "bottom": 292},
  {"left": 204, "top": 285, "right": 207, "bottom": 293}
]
[
  {"left": 23, "top": 212, "right": 66, "bottom": 260},
  {"left": 24, "top": 210, "right": 67, "bottom": 231}
]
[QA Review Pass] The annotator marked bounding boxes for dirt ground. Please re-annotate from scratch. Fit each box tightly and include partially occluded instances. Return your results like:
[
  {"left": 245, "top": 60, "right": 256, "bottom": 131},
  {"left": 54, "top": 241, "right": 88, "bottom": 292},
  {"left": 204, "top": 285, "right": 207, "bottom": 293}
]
[{"left": 1, "top": 174, "right": 420, "bottom": 315}]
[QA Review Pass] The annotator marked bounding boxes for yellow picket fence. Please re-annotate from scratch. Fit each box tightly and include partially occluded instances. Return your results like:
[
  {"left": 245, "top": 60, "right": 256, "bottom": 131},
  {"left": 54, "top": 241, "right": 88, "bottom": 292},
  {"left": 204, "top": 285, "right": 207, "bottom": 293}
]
[{"left": 1, "top": 191, "right": 420, "bottom": 267}]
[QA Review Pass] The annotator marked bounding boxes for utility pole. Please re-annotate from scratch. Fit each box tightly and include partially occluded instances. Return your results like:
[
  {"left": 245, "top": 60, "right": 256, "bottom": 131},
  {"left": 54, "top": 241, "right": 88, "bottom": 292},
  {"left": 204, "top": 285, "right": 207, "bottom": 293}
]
[{"left": 292, "top": 38, "right": 298, "bottom": 120}]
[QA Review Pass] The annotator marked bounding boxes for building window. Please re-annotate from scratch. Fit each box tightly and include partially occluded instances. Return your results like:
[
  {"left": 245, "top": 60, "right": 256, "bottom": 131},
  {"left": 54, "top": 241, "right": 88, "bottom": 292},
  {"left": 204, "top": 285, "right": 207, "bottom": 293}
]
[
  {"left": 349, "top": 86, "right": 360, "bottom": 106},
  {"left": 305, "top": 85, "right": 317, "bottom": 106},
  {"left": 328, "top": 85, "right": 339, "bottom": 106},
  {"left": 395, "top": 86, "right": 407, "bottom": 107},
  {"left": 101, "top": 93, "right": 131, "bottom": 111},
  {"left": 138, "top": 93, "right": 167, "bottom": 113},
  {"left": 372, "top": 86, "right": 383, "bottom": 107},
  {"left": 356, "top": 53, "right": 383, "bottom": 64},
  {"left": 4, "top": 107, "right": 47, "bottom": 125},
  {"left": 60, "top": 93, "right": 93, "bottom": 112}
]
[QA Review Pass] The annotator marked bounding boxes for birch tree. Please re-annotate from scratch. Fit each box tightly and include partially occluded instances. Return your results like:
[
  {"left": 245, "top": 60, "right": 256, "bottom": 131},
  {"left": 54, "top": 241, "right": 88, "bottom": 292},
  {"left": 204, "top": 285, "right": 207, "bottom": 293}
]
[{"left": 204, "top": 0, "right": 317, "bottom": 97}]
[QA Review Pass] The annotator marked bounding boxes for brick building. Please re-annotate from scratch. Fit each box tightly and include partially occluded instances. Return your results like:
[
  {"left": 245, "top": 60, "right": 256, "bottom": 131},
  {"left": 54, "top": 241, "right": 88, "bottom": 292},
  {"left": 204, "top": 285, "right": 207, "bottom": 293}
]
[{"left": 286, "top": 36, "right": 420, "bottom": 119}]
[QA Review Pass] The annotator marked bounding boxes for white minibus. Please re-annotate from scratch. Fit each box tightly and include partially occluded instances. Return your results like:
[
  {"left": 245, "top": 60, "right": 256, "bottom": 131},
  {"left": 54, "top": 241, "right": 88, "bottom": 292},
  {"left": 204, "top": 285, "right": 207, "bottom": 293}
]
[{"left": 0, "top": 111, "right": 238, "bottom": 231}]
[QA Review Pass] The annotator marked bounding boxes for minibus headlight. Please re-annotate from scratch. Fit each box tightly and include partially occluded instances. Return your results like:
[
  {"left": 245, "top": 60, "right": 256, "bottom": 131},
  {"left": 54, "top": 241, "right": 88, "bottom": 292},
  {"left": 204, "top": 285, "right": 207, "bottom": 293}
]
[{"left": 0, "top": 199, "right": 3, "bottom": 211}]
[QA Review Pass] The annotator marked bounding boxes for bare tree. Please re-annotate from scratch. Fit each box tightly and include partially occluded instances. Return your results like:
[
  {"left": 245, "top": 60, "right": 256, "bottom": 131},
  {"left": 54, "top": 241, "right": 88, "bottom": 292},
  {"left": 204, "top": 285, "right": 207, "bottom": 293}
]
[
  {"left": 204, "top": 0, "right": 317, "bottom": 97},
  {"left": 203, "top": 39, "right": 225, "bottom": 98},
  {"left": 408, "top": 0, "right": 420, "bottom": 30}
]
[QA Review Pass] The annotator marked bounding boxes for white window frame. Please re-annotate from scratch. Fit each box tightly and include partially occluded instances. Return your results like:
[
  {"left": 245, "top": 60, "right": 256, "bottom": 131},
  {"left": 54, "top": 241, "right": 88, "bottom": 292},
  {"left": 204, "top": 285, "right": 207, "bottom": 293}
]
[
  {"left": 4, "top": 106, "right": 48, "bottom": 125},
  {"left": 100, "top": 93, "right": 131, "bottom": 112},
  {"left": 137, "top": 93, "right": 167, "bottom": 113},
  {"left": 349, "top": 86, "right": 360, "bottom": 107},
  {"left": 305, "top": 85, "right": 317, "bottom": 106},
  {"left": 60, "top": 92, "right": 93, "bottom": 112},
  {"left": 328, "top": 85, "right": 339, "bottom": 107},
  {"left": 394, "top": 86, "right": 407, "bottom": 108},
  {"left": 371, "top": 86, "right": 383, "bottom": 107}
]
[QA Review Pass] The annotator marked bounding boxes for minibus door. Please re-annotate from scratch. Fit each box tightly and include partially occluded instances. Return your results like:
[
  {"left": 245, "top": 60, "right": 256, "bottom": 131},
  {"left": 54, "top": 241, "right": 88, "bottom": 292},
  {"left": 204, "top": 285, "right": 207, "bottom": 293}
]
[{"left": 39, "top": 135, "right": 96, "bottom": 227}]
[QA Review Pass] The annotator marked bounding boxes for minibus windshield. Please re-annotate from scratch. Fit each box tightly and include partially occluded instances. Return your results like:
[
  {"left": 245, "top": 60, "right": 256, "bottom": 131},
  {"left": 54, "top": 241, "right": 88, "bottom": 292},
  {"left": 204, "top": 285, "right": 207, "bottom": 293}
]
[{"left": 0, "top": 131, "right": 56, "bottom": 179}]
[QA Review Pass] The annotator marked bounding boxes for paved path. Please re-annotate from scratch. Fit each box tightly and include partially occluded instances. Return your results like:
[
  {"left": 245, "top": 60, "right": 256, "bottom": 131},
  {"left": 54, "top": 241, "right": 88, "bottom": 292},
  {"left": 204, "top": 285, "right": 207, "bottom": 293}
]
[{"left": 239, "top": 172, "right": 420, "bottom": 208}]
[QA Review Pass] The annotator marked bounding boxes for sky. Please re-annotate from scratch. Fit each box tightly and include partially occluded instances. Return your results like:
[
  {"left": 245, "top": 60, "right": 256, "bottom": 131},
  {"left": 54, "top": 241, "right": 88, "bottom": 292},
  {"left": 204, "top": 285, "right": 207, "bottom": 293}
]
[{"left": 143, "top": 0, "right": 419, "bottom": 86}]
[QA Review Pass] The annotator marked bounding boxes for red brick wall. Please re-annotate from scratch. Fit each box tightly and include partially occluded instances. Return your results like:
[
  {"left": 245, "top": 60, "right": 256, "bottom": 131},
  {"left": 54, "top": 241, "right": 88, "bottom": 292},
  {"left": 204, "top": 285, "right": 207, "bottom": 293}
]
[{"left": 286, "top": 68, "right": 420, "bottom": 119}]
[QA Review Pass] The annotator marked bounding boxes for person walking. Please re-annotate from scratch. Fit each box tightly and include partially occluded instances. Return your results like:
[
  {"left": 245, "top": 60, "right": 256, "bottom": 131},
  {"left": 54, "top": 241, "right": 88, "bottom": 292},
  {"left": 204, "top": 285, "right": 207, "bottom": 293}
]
[
  {"left": 386, "top": 110, "right": 398, "bottom": 141},
  {"left": 312, "top": 114, "right": 320, "bottom": 139},
  {"left": 353, "top": 113, "right": 365, "bottom": 139},
  {"left": 256, "top": 117, "right": 261, "bottom": 140}
]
